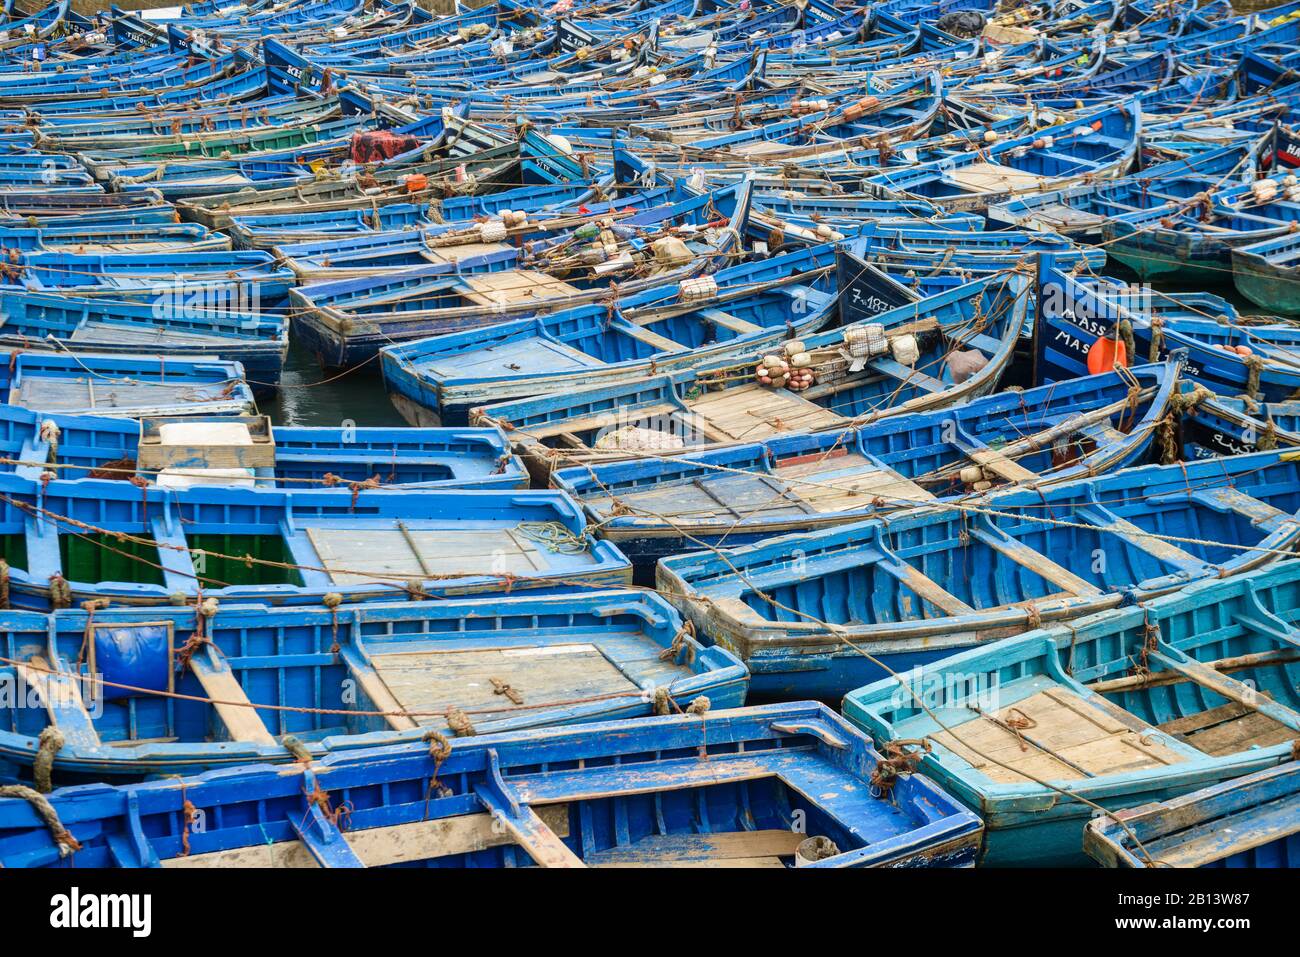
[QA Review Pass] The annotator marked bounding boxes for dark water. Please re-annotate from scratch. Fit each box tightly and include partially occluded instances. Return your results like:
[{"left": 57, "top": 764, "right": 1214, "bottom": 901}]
[{"left": 261, "top": 341, "right": 408, "bottom": 428}]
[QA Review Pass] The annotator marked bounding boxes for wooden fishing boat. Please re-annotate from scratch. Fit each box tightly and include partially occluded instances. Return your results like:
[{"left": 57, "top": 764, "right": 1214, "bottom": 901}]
[
  {"left": 289, "top": 179, "right": 753, "bottom": 369},
  {"left": 0, "top": 471, "right": 629, "bottom": 609},
  {"left": 14, "top": 250, "right": 294, "bottom": 307},
  {"left": 864, "top": 102, "right": 1141, "bottom": 212},
  {"left": 0, "top": 353, "right": 255, "bottom": 419},
  {"left": 1084, "top": 762, "right": 1300, "bottom": 867},
  {"left": 380, "top": 243, "right": 839, "bottom": 427},
  {"left": 225, "top": 178, "right": 619, "bottom": 250},
  {"left": 552, "top": 360, "right": 1183, "bottom": 567},
  {"left": 474, "top": 271, "right": 1031, "bottom": 480},
  {"left": 986, "top": 142, "right": 1259, "bottom": 237},
  {"left": 1182, "top": 391, "right": 1300, "bottom": 460},
  {"left": 844, "top": 555, "right": 1300, "bottom": 866},
  {"left": 171, "top": 128, "right": 534, "bottom": 231},
  {"left": 273, "top": 177, "right": 685, "bottom": 282},
  {"left": 656, "top": 450, "right": 1300, "bottom": 699},
  {"left": 0, "top": 409, "right": 529, "bottom": 491},
  {"left": 0, "top": 590, "right": 747, "bottom": 780},
  {"left": 0, "top": 288, "right": 289, "bottom": 393},
  {"left": 0, "top": 702, "right": 984, "bottom": 868},
  {"left": 1037, "top": 258, "right": 1300, "bottom": 403},
  {"left": 0, "top": 222, "right": 229, "bottom": 254}
]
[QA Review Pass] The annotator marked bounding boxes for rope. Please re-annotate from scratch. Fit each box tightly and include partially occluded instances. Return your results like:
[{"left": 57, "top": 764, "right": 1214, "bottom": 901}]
[
  {"left": 33, "top": 727, "right": 65, "bottom": 795},
  {"left": 658, "top": 620, "right": 696, "bottom": 665},
  {"left": 869, "top": 739, "right": 931, "bottom": 795},
  {"left": 446, "top": 706, "right": 476, "bottom": 737},
  {"left": 0, "top": 785, "right": 80, "bottom": 856}
]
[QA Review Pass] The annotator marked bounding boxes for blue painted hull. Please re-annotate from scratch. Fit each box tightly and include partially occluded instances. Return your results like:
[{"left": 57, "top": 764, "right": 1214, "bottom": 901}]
[{"left": 0, "top": 703, "right": 983, "bottom": 868}]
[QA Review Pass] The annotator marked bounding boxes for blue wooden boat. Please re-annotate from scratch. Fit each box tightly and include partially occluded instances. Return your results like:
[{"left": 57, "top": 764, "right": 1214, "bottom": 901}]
[
  {"left": 226, "top": 178, "right": 619, "bottom": 250},
  {"left": 13, "top": 250, "right": 294, "bottom": 308},
  {"left": 838, "top": 222, "right": 1107, "bottom": 273},
  {"left": 289, "top": 179, "right": 754, "bottom": 369},
  {"left": 173, "top": 119, "right": 551, "bottom": 230},
  {"left": 473, "top": 271, "right": 1030, "bottom": 478},
  {"left": 552, "top": 360, "right": 1183, "bottom": 566},
  {"left": 0, "top": 589, "right": 746, "bottom": 780},
  {"left": 844, "top": 556, "right": 1300, "bottom": 866},
  {"left": 1037, "top": 259, "right": 1300, "bottom": 402},
  {"left": 0, "top": 352, "right": 254, "bottom": 419},
  {"left": 0, "top": 221, "right": 228, "bottom": 254},
  {"left": 0, "top": 192, "right": 168, "bottom": 222},
  {"left": 0, "top": 288, "right": 289, "bottom": 393},
  {"left": 1084, "top": 762, "right": 1300, "bottom": 867},
  {"left": 273, "top": 178, "right": 686, "bottom": 282},
  {"left": 380, "top": 243, "right": 839, "bottom": 427},
  {"left": 865, "top": 101, "right": 1141, "bottom": 211},
  {"left": 0, "top": 702, "right": 984, "bottom": 868},
  {"left": 0, "top": 409, "right": 529, "bottom": 491},
  {"left": 0, "top": 471, "right": 629, "bottom": 609},
  {"left": 1182, "top": 392, "right": 1300, "bottom": 460},
  {"left": 0, "top": 204, "right": 180, "bottom": 230},
  {"left": 656, "top": 450, "right": 1300, "bottom": 699},
  {"left": 986, "top": 142, "right": 1260, "bottom": 237}
]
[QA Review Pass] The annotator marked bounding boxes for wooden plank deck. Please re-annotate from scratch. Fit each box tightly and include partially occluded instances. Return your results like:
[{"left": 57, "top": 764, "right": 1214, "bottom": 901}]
[
  {"left": 462, "top": 270, "right": 582, "bottom": 308},
  {"left": 306, "top": 526, "right": 552, "bottom": 585},
  {"left": 589, "top": 830, "right": 802, "bottom": 867},
  {"left": 367, "top": 641, "right": 668, "bottom": 730},
  {"left": 14, "top": 377, "right": 233, "bottom": 412},
  {"left": 931, "top": 688, "right": 1191, "bottom": 783},
  {"left": 165, "top": 805, "right": 571, "bottom": 868},
  {"left": 587, "top": 452, "right": 935, "bottom": 522},
  {"left": 686, "top": 384, "right": 843, "bottom": 442},
  {"left": 948, "top": 162, "right": 1050, "bottom": 194}
]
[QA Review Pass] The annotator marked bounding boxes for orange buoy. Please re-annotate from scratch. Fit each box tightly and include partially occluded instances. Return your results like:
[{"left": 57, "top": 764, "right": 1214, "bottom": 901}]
[{"left": 1087, "top": 335, "right": 1128, "bottom": 375}]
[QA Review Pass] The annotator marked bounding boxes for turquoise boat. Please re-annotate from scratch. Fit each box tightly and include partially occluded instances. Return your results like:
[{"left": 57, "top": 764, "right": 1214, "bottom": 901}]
[{"left": 843, "top": 558, "right": 1300, "bottom": 866}]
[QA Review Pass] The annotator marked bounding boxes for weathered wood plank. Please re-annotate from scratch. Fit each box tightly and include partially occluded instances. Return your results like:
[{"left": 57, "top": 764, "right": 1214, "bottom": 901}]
[
  {"left": 187, "top": 653, "right": 277, "bottom": 746},
  {"left": 164, "top": 805, "right": 572, "bottom": 868},
  {"left": 14, "top": 658, "right": 101, "bottom": 751}
]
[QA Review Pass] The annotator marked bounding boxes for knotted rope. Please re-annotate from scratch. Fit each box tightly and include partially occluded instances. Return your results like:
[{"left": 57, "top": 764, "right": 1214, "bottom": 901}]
[
  {"left": 422, "top": 729, "right": 454, "bottom": 809},
  {"left": 34, "top": 726, "right": 65, "bottom": 794},
  {"left": 0, "top": 784, "right": 80, "bottom": 856},
  {"left": 446, "top": 706, "right": 476, "bottom": 737},
  {"left": 323, "top": 592, "right": 343, "bottom": 655},
  {"left": 658, "top": 620, "right": 696, "bottom": 665},
  {"left": 869, "top": 739, "right": 932, "bottom": 796}
]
